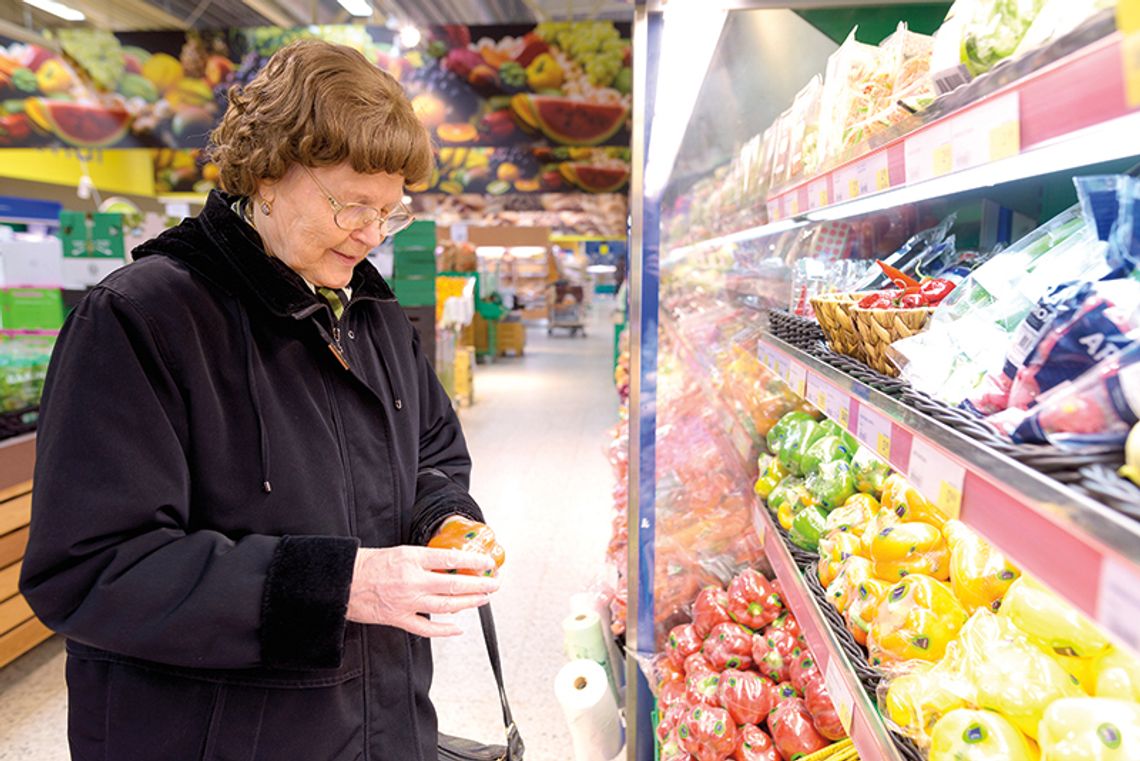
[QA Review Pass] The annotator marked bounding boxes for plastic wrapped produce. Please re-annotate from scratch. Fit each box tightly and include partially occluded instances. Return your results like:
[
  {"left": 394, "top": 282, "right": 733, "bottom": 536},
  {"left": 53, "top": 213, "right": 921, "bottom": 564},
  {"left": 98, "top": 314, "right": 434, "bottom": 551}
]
[
  {"left": 661, "top": 728, "right": 695, "bottom": 761},
  {"left": 789, "top": 505, "right": 829, "bottom": 551},
  {"left": 803, "top": 675, "right": 847, "bottom": 741},
  {"left": 999, "top": 576, "right": 1111, "bottom": 658},
  {"left": 881, "top": 473, "right": 946, "bottom": 527},
  {"left": 882, "top": 662, "right": 970, "bottom": 747},
  {"left": 800, "top": 436, "right": 847, "bottom": 478},
  {"left": 1038, "top": 697, "right": 1140, "bottom": 760},
  {"left": 781, "top": 75, "right": 823, "bottom": 184},
  {"left": 1013, "top": 0, "right": 1117, "bottom": 60},
  {"left": 727, "top": 569, "right": 783, "bottom": 631},
  {"left": 1095, "top": 649, "right": 1140, "bottom": 701},
  {"left": 659, "top": 701, "right": 692, "bottom": 744},
  {"left": 817, "top": 29, "right": 894, "bottom": 164},
  {"left": 766, "top": 411, "right": 817, "bottom": 456},
  {"left": 767, "top": 698, "right": 830, "bottom": 761},
  {"left": 703, "top": 622, "right": 755, "bottom": 671},
  {"left": 867, "top": 573, "right": 968, "bottom": 667},
  {"left": 851, "top": 447, "right": 890, "bottom": 496},
  {"left": 678, "top": 704, "right": 739, "bottom": 761},
  {"left": 693, "top": 586, "right": 733, "bottom": 637},
  {"left": 687, "top": 670, "right": 723, "bottom": 707},
  {"left": 845, "top": 577, "right": 888, "bottom": 647},
  {"left": 869, "top": 521, "right": 950, "bottom": 581},
  {"left": 806, "top": 460, "right": 856, "bottom": 511},
  {"left": 817, "top": 529, "right": 865, "bottom": 588},
  {"left": 788, "top": 651, "right": 822, "bottom": 694},
  {"left": 928, "top": 709, "right": 1037, "bottom": 760},
  {"left": 826, "top": 555, "right": 874, "bottom": 614},
  {"left": 733, "top": 725, "right": 778, "bottom": 761},
  {"left": 953, "top": 0, "right": 1049, "bottom": 75},
  {"left": 944, "top": 520, "right": 1020, "bottom": 613},
  {"left": 668, "top": 623, "right": 706, "bottom": 670},
  {"left": 823, "top": 493, "right": 877, "bottom": 535},
  {"left": 716, "top": 669, "right": 775, "bottom": 725}
]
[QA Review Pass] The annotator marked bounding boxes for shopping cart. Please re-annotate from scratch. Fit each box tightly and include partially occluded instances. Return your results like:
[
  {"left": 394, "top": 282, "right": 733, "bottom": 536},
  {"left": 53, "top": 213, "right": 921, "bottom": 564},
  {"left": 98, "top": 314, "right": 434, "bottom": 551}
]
[{"left": 546, "top": 282, "right": 587, "bottom": 337}]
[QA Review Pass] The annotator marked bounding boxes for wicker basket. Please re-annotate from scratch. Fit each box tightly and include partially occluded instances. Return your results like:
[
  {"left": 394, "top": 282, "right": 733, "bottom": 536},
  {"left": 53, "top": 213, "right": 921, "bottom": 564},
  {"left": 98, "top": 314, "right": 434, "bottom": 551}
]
[
  {"left": 850, "top": 305, "right": 936, "bottom": 377},
  {"left": 811, "top": 293, "right": 866, "bottom": 361}
]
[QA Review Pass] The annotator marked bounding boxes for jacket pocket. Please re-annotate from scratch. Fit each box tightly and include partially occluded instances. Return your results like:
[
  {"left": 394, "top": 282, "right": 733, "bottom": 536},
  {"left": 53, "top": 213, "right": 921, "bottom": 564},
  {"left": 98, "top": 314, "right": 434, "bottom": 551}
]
[{"left": 202, "top": 684, "right": 268, "bottom": 761}]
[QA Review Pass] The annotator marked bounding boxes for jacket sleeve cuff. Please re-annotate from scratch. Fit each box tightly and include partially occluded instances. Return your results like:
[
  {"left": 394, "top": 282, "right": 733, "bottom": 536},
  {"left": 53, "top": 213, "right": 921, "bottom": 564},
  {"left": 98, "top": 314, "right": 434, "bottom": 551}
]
[
  {"left": 410, "top": 469, "right": 485, "bottom": 546},
  {"left": 260, "top": 535, "right": 359, "bottom": 669}
]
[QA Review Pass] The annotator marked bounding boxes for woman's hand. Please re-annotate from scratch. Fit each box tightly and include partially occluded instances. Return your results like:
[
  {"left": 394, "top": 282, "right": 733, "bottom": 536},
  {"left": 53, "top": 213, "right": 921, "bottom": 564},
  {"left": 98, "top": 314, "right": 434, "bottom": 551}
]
[{"left": 346, "top": 546, "right": 500, "bottom": 637}]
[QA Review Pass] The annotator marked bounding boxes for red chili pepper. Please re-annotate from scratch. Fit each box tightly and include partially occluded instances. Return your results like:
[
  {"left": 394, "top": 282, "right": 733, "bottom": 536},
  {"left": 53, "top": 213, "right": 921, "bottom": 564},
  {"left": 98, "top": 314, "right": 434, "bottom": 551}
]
[
  {"left": 898, "top": 293, "right": 925, "bottom": 309},
  {"left": 919, "top": 277, "right": 956, "bottom": 305},
  {"left": 877, "top": 260, "right": 920, "bottom": 289}
]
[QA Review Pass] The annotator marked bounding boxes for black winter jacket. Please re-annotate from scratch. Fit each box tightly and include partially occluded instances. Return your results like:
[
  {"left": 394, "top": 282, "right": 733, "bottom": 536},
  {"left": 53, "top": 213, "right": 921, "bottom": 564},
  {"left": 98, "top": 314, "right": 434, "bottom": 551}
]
[{"left": 20, "top": 190, "right": 483, "bottom": 761}]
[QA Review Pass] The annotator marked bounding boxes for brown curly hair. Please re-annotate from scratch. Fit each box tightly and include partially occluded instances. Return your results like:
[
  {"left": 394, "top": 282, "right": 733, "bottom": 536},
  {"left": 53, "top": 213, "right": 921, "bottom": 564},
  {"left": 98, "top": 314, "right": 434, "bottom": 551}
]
[{"left": 208, "top": 39, "right": 433, "bottom": 195}]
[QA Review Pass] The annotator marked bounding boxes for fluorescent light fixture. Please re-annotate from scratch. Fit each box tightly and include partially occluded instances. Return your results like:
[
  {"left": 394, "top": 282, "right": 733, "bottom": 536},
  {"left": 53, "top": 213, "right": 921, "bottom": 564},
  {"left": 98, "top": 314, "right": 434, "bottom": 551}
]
[
  {"left": 23, "top": 0, "right": 84, "bottom": 21},
  {"left": 806, "top": 111, "right": 1140, "bottom": 223},
  {"left": 476, "top": 246, "right": 506, "bottom": 258},
  {"left": 399, "top": 25, "right": 421, "bottom": 48},
  {"left": 337, "top": 0, "right": 373, "bottom": 18},
  {"left": 587, "top": 264, "right": 618, "bottom": 274},
  {"left": 509, "top": 246, "right": 547, "bottom": 258}
]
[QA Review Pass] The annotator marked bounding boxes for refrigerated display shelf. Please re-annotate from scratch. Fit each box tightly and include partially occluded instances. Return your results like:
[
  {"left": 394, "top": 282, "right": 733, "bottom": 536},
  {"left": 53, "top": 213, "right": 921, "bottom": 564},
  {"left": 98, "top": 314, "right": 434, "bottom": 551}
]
[
  {"left": 757, "top": 332, "right": 1140, "bottom": 655},
  {"left": 753, "top": 501, "right": 914, "bottom": 761}
]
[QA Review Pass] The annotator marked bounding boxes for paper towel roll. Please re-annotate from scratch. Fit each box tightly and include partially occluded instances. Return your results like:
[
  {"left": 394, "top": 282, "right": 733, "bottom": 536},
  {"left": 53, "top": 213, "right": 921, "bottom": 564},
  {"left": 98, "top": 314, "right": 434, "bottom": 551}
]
[
  {"left": 555, "top": 659, "right": 624, "bottom": 761},
  {"left": 563, "top": 610, "right": 620, "bottom": 700}
]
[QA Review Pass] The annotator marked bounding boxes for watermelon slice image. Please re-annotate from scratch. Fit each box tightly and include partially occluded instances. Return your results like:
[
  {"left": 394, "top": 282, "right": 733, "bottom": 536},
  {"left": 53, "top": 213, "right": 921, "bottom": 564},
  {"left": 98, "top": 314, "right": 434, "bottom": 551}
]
[
  {"left": 25, "top": 99, "right": 131, "bottom": 149},
  {"left": 559, "top": 162, "right": 629, "bottom": 193},
  {"left": 510, "top": 94, "right": 627, "bottom": 146}
]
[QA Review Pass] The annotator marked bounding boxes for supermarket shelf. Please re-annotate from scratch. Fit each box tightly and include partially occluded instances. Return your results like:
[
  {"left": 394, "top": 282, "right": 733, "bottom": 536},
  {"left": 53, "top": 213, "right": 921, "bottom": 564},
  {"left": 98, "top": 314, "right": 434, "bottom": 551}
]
[
  {"left": 757, "top": 31, "right": 1140, "bottom": 225},
  {"left": 752, "top": 502, "right": 905, "bottom": 761},
  {"left": 757, "top": 333, "right": 1140, "bottom": 654},
  {"left": 0, "top": 434, "right": 34, "bottom": 494}
]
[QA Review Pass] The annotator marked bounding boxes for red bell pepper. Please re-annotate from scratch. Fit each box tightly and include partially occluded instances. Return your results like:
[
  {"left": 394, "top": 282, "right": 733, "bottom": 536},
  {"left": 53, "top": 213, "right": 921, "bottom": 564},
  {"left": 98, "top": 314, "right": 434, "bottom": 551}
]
[
  {"left": 678, "top": 704, "right": 739, "bottom": 761},
  {"left": 668, "top": 623, "right": 705, "bottom": 670},
  {"left": 717, "top": 668, "right": 775, "bottom": 725},
  {"left": 804, "top": 677, "right": 847, "bottom": 741},
  {"left": 858, "top": 291, "right": 896, "bottom": 309},
  {"left": 768, "top": 698, "right": 830, "bottom": 760},
  {"left": 693, "top": 586, "right": 733, "bottom": 637},
  {"left": 727, "top": 569, "right": 783, "bottom": 631},
  {"left": 734, "top": 725, "right": 779, "bottom": 761},
  {"left": 877, "top": 260, "right": 920, "bottom": 288},
  {"left": 702, "top": 622, "right": 755, "bottom": 671},
  {"left": 898, "top": 292, "right": 926, "bottom": 309},
  {"left": 919, "top": 277, "right": 955, "bottom": 305}
]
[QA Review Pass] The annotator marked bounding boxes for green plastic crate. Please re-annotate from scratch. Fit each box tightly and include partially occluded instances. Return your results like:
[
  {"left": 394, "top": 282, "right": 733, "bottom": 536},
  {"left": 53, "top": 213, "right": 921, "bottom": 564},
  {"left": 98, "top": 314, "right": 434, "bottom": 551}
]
[
  {"left": 394, "top": 248, "right": 437, "bottom": 277},
  {"left": 1, "top": 288, "right": 64, "bottom": 331},
  {"left": 393, "top": 220, "right": 436, "bottom": 249},
  {"left": 392, "top": 277, "right": 436, "bottom": 306}
]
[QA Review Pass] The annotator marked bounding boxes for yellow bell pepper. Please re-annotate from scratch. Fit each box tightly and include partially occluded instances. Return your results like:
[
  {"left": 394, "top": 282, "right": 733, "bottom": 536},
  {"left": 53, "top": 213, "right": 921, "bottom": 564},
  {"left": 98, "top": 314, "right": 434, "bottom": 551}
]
[
  {"left": 35, "top": 58, "right": 73, "bottom": 94},
  {"left": 817, "top": 529, "right": 865, "bottom": 587},
  {"left": 944, "top": 520, "right": 1020, "bottom": 613},
  {"left": 824, "top": 493, "right": 878, "bottom": 536},
  {"left": 869, "top": 521, "right": 951, "bottom": 581},
  {"left": 1095, "top": 649, "right": 1140, "bottom": 701},
  {"left": 825, "top": 555, "right": 873, "bottom": 614},
  {"left": 845, "top": 577, "right": 888, "bottom": 646},
  {"left": 861, "top": 503, "right": 900, "bottom": 556},
  {"left": 525, "top": 52, "right": 564, "bottom": 90},
  {"left": 777, "top": 499, "right": 795, "bottom": 530},
  {"left": 885, "top": 663, "right": 970, "bottom": 747},
  {"left": 867, "top": 574, "right": 968, "bottom": 667},
  {"left": 1052, "top": 652, "right": 1099, "bottom": 695},
  {"left": 754, "top": 454, "right": 788, "bottom": 498},
  {"left": 929, "top": 709, "right": 1038, "bottom": 761},
  {"left": 1000, "top": 576, "right": 1111, "bottom": 658},
  {"left": 954, "top": 611, "right": 1083, "bottom": 740},
  {"left": 882, "top": 473, "right": 947, "bottom": 528},
  {"left": 1038, "top": 697, "right": 1140, "bottom": 760}
]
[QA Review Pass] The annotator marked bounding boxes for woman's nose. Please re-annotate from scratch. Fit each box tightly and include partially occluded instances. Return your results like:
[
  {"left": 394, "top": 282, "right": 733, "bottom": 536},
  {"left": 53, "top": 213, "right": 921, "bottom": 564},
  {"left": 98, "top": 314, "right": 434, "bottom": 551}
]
[{"left": 351, "top": 219, "right": 384, "bottom": 249}]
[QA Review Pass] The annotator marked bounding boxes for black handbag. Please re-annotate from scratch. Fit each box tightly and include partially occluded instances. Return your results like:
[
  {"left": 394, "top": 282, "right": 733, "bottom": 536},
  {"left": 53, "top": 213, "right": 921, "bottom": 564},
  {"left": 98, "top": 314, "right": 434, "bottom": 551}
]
[{"left": 437, "top": 604, "right": 525, "bottom": 761}]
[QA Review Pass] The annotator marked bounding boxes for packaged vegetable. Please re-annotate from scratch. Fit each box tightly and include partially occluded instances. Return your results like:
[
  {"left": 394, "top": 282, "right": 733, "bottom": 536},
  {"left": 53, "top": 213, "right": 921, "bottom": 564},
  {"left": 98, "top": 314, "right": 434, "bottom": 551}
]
[
  {"left": 817, "top": 530, "right": 865, "bottom": 587},
  {"left": 845, "top": 577, "right": 889, "bottom": 646},
  {"left": 751, "top": 633, "right": 792, "bottom": 684},
  {"left": 824, "top": 493, "right": 877, "bottom": 534},
  {"left": 687, "top": 670, "right": 723, "bottom": 707},
  {"left": 668, "top": 623, "right": 705, "bottom": 670},
  {"left": 766, "top": 411, "right": 815, "bottom": 455},
  {"left": 781, "top": 75, "right": 823, "bottom": 184},
  {"left": 717, "top": 669, "right": 775, "bottom": 725},
  {"left": 754, "top": 454, "right": 788, "bottom": 498},
  {"left": 944, "top": 520, "right": 1020, "bottom": 613},
  {"left": 767, "top": 698, "right": 830, "bottom": 761},
  {"left": 733, "top": 725, "right": 778, "bottom": 761},
  {"left": 778, "top": 419, "right": 826, "bottom": 476},
  {"left": 1038, "top": 697, "right": 1140, "bottom": 760},
  {"left": 727, "top": 569, "right": 783, "bottom": 631},
  {"left": 789, "top": 505, "right": 829, "bottom": 551},
  {"left": 800, "top": 435, "right": 847, "bottom": 477},
  {"left": 999, "top": 575, "right": 1111, "bottom": 658},
  {"left": 929, "top": 709, "right": 1037, "bottom": 761},
  {"left": 1095, "top": 649, "right": 1140, "bottom": 701},
  {"left": 850, "top": 447, "right": 891, "bottom": 496},
  {"left": 806, "top": 460, "right": 857, "bottom": 511},
  {"left": 882, "top": 661, "right": 970, "bottom": 746},
  {"left": 867, "top": 574, "right": 968, "bottom": 666},
  {"left": 826, "top": 556, "right": 874, "bottom": 614},
  {"left": 693, "top": 586, "right": 733, "bottom": 637},
  {"left": 703, "top": 622, "right": 756, "bottom": 671},
  {"left": 880, "top": 473, "right": 945, "bottom": 527},
  {"left": 869, "top": 521, "right": 951, "bottom": 581},
  {"left": 658, "top": 701, "right": 691, "bottom": 744},
  {"left": 803, "top": 674, "right": 847, "bottom": 741},
  {"left": 1053, "top": 651, "right": 1099, "bottom": 695},
  {"left": 678, "top": 704, "right": 739, "bottom": 761},
  {"left": 661, "top": 728, "right": 694, "bottom": 761},
  {"left": 1014, "top": 0, "right": 1117, "bottom": 60},
  {"left": 955, "top": 0, "right": 1049, "bottom": 75},
  {"left": 788, "top": 651, "right": 822, "bottom": 694},
  {"left": 818, "top": 419, "right": 858, "bottom": 456}
]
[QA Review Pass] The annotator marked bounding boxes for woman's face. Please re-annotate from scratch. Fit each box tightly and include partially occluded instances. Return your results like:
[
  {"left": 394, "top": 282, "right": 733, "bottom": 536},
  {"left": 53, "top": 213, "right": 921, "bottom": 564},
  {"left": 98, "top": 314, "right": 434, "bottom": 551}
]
[{"left": 255, "top": 163, "right": 405, "bottom": 289}]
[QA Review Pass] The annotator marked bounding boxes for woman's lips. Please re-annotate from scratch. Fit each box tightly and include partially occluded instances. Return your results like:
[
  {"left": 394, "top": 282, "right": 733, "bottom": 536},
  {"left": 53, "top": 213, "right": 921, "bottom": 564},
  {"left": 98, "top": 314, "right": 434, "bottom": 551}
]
[{"left": 332, "top": 249, "right": 357, "bottom": 263}]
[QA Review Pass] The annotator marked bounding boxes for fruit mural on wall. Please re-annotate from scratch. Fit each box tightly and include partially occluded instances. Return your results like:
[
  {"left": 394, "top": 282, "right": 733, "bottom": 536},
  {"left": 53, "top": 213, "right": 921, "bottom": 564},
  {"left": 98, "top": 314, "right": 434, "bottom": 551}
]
[{"left": 0, "top": 21, "right": 631, "bottom": 194}]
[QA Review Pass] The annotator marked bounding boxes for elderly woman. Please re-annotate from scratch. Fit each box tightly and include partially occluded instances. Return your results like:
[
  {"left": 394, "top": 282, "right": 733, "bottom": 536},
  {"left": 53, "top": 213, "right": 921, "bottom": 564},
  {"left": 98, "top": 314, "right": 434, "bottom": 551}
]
[{"left": 20, "top": 39, "right": 503, "bottom": 760}]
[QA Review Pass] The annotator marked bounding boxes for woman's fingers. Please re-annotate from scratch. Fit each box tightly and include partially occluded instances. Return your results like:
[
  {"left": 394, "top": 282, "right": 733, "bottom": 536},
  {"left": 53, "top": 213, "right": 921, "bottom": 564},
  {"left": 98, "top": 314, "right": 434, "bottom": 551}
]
[
  {"left": 418, "top": 593, "right": 490, "bottom": 615},
  {"left": 400, "top": 614, "right": 463, "bottom": 638},
  {"left": 416, "top": 547, "right": 496, "bottom": 573}
]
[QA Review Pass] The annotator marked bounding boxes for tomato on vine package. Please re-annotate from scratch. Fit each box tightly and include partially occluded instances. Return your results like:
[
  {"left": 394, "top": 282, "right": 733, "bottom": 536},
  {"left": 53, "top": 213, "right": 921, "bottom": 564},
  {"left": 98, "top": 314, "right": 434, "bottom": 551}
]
[
  {"left": 768, "top": 698, "right": 831, "bottom": 760},
  {"left": 703, "top": 622, "right": 755, "bottom": 671},
  {"left": 734, "top": 725, "right": 779, "bottom": 761},
  {"left": 717, "top": 668, "right": 775, "bottom": 725},
  {"left": 728, "top": 569, "right": 783, "bottom": 630},
  {"left": 668, "top": 624, "right": 705, "bottom": 670},
  {"left": 693, "top": 586, "right": 733, "bottom": 637},
  {"left": 678, "top": 704, "right": 739, "bottom": 761},
  {"left": 804, "top": 676, "right": 847, "bottom": 741}
]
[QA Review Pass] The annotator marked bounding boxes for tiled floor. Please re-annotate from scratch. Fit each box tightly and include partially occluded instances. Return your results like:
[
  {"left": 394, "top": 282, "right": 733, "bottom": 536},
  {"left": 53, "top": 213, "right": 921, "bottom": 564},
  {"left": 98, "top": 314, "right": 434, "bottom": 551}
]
[{"left": 0, "top": 298, "right": 622, "bottom": 760}]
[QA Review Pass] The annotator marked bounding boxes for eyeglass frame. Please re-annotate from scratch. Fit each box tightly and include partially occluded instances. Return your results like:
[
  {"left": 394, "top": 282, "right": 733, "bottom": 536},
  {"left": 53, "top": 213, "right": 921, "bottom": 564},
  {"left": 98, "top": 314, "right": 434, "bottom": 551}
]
[{"left": 301, "top": 164, "right": 415, "bottom": 236}]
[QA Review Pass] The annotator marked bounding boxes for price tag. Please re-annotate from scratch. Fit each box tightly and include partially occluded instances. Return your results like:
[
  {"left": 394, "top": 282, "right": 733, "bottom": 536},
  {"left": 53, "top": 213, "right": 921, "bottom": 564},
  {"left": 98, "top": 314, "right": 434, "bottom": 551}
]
[
  {"left": 789, "top": 194, "right": 801, "bottom": 216},
  {"left": 838, "top": 405, "right": 850, "bottom": 429},
  {"left": 908, "top": 439, "right": 966, "bottom": 520},
  {"left": 1124, "top": 32, "right": 1140, "bottom": 108},
  {"left": 768, "top": 199, "right": 781, "bottom": 222},
  {"left": 932, "top": 144, "right": 953, "bottom": 176},
  {"left": 788, "top": 362, "right": 807, "bottom": 398},
  {"left": 876, "top": 167, "right": 890, "bottom": 191},
  {"left": 856, "top": 405, "right": 892, "bottom": 461},
  {"left": 824, "top": 660, "right": 855, "bottom": 734},
  {"left": 1097, "top": 555, "right": 1140, "bottom": 651},
  {"left": 989, "top": 121, "right": 1020, "bottom": 161},
  {"left": 848, "top": 179, "right": 860, "bottom": 200},
  {"left": 1119, "top": 0, "right": 1140, "bottom": 34}
]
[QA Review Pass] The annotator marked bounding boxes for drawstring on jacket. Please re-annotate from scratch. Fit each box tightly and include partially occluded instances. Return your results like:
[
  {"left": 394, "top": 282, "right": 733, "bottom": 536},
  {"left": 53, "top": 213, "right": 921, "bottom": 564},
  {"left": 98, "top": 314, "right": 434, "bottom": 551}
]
[{"left": 236, "top": 302, "right": 273, "bottom": 494}]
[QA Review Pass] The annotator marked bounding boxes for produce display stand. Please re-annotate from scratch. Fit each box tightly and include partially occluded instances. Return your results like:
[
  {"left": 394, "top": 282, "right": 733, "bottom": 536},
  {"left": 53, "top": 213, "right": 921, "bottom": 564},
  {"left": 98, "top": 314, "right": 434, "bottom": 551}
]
[
  {"left": 624, "top": 4, "right": 1140, "bottom": 761},
  {"left": 0, "top": 433, "right": 43, "bottom": 669}
]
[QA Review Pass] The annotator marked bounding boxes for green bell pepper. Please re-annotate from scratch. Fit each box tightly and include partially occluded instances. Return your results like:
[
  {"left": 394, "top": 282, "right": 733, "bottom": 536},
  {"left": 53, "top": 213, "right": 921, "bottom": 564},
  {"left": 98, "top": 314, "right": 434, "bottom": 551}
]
[
  {"left": 767, "top": 476, "right": 806, "bottom": 517},
  {"left": 851, "top": 446, "right": 891, "bottom": 496},
  {"left": 778, "top": 420, "right": 826, "bottom": 476},
  {"left": 789, "top": 504, "right": 828, "bottom": 551},
  {"left": 801, "top": 435, "right": 846, "bottom": 477},
  {"left": 807, "top": 459, "right": 856, "bottom": 511},
  {"left": 766, "top": 411, "right": 814, "bottom": 455},
  {"left": 818, "top": 420, "right": 857, "bottom": 457}
]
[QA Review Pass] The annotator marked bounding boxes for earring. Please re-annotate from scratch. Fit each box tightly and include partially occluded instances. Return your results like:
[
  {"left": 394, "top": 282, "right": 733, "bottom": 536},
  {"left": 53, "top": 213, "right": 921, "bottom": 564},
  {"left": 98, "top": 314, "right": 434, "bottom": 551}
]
[{"left": 259, "top": 199, "right": 272, "bottom": 216}]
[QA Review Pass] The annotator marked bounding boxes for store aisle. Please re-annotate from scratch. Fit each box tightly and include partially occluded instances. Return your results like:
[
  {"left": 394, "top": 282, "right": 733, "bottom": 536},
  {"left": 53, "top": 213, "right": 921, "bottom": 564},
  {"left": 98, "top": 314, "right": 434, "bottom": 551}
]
[
  {"left": 431, "top": 299, "right": 621, "bottom": 759},
  {"left": 0, "top": 301, "right": 621, "bottom": 760}
]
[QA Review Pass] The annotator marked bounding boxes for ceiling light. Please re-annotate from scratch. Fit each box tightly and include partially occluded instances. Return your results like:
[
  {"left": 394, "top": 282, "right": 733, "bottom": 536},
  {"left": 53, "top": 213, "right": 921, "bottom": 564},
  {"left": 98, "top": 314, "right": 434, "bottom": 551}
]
[
  {"left": 337, "top": 0, "right": 373, "bottom": 18},
  {"left": 399, "top": 25, "right": 421, "bottom": 49},
  {"left": 23, "top": 0, "right": 84, "bottom": 21}
]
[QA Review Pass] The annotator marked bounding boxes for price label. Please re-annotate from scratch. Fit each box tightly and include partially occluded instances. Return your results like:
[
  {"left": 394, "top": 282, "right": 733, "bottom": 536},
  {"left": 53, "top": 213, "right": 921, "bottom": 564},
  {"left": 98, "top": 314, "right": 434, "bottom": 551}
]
[
  {"left": 1119, "top": 0, "right": 1140, "bottom": 34},
  {"left": 933, "top": 144, "right": 953, "bottom": 176},
  {"left": 1097, "top": 555, "right": 1140, "bottom": 651},
  {"left": 789, "top": 194, "right": 800, "bottom": 215},
  {"left": 824, "top": 660, "right": 855, "bottom": 734},
  {"left": 908, "top": 439, "right": 966, "bottom": 520},
  {"left": 857, "top": 405, "right": 892, "bottom": 461},
  {"left": 838, "top": 405, "right": 850, "bottom": 429},
  {"left": 768, "top": 200, "right": 781, "bottom": 222},
  {"left": 819, "top": 189, "right": 829, "bottom": 207},
  {"left": 788, "top": 362, "right": 807, "bottom": 398},
  {"left": 989, "top": 121, "right": 1020, "bottom": 161},
  {"left": 1124, "top": 32, "right": 1140, "bottom": 108},
  {"left": 848, "top": 179, "right": 860, "bottom": 200},
  {"left": 876, "top": 167, "right": 891, "bottom": 191}
]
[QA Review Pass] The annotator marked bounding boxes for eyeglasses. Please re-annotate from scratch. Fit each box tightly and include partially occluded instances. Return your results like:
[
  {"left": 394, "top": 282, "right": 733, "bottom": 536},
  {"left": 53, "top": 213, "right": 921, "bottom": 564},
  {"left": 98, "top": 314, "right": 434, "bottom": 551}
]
[{"left": 302, "top": 165, "right": 415, "bottom": 236}]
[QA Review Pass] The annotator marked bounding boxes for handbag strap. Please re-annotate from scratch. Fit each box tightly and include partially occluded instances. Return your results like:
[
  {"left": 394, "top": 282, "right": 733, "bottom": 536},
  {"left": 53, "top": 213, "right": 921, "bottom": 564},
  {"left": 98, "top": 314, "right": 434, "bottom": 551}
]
[{"left": 478, "top": 604, "right": 524, "bottom": 759}]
